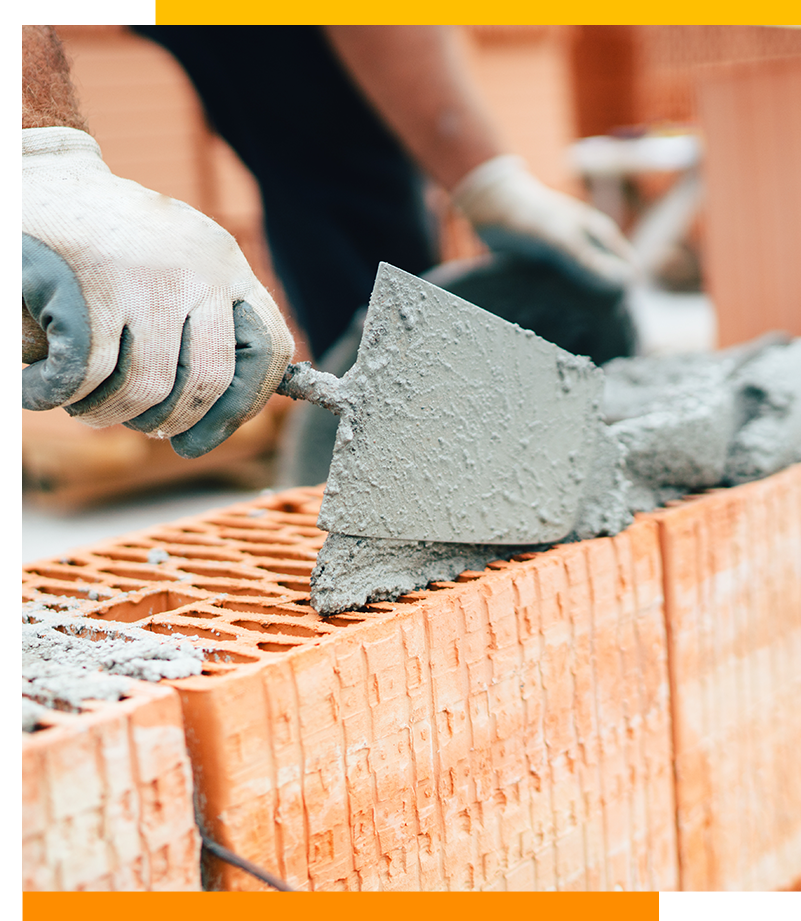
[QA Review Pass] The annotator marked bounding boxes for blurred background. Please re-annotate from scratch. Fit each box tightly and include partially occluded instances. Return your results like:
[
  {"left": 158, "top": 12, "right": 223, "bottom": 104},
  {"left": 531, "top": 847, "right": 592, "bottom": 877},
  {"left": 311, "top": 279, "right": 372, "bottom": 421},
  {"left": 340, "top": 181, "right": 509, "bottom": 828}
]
[{"left": 23, "top": 24, "right": 801, "bottom": 560}]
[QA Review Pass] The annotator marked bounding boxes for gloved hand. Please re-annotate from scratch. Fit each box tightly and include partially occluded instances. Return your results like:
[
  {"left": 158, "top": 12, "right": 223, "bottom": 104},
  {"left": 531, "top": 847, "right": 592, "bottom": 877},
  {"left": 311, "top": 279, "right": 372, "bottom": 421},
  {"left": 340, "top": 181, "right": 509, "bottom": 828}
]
[
  {"left": 22, "top": 127, "right": 294, "bottom": 459},
  {"left": 452, "top": 154, "right": 637, "bottom": 291}
]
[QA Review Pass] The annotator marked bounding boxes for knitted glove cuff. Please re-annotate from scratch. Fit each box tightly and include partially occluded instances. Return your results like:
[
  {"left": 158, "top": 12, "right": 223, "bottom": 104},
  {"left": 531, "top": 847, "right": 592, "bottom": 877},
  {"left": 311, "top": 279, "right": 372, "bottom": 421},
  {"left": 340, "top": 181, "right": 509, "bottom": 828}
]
[{"left": 23, "top": 126, "right": 102, "bottom": 161}]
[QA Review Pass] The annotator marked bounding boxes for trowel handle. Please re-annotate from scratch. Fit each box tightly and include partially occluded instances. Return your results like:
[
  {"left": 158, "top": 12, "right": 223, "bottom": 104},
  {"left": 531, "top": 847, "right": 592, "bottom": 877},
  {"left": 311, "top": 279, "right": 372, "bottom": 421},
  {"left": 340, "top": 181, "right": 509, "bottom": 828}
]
[
  {"left": 23, "top": 308, "right": 348, "bottom": 418},
  {"left": 276, "top": 362, "right": 348, "bottom": 416},
  {"left": 22, "top": 300, "right": 49, "bottom": 365}
]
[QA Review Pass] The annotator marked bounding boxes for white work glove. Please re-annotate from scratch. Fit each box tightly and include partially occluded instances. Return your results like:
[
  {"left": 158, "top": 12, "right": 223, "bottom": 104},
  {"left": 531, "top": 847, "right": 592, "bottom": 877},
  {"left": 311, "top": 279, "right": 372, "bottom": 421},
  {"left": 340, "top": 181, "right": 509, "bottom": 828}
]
[
  {"left": 22, "top": 127, "right": 294, "bottom": 458},
  {"left": 452, "top": 154, "right": 637, "bottom": 290}
]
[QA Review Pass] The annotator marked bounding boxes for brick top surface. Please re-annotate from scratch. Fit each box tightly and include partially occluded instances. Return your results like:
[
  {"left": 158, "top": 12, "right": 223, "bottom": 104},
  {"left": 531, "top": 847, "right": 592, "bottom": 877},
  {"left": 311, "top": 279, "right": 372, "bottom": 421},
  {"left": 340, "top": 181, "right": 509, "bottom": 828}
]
[{"left": 22, "top": 486, "right": 510, "bottom": 684}]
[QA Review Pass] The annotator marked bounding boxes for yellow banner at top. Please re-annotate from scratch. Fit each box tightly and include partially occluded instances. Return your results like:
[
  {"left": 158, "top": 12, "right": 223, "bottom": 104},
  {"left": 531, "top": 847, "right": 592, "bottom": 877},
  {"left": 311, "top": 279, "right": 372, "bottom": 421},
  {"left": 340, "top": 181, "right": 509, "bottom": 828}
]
[{"left": 154, "top": 1, "right": 801, "bottom": 25}]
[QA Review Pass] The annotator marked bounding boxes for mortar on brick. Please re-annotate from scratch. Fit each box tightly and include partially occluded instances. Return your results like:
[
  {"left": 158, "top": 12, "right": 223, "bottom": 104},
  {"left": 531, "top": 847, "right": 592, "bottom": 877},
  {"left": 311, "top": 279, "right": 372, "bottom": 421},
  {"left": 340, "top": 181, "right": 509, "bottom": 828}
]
[
  {"left": 610, "top": 387, "right": 738, "bottom": 513},
  {"left": 725, "top": 338, "right": 801, "bottom": 484},
  {"left": 602, "top": 334, "right": 801, "bottom": 512},
  {"left": 22, "top": 604, "right": 204, "bottom": 727},
  {"left": 309, "top": 533, "right": 547, "bottom": 614}
]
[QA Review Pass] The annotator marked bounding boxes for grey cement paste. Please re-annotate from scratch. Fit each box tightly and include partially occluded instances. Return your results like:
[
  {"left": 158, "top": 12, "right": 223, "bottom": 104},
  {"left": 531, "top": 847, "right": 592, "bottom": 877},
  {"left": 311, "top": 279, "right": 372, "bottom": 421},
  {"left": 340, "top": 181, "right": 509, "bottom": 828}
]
[
  {"left": 310, "top": 533, "right": 549, "bottom": 614},
  {"left": 283, "top": 264, "right": 605, "bottom": 546},
  {"left": 725, "top": 338, "right": 801, "bottom": 484},
  {"left": 22, "top": 602, "right": 203, "bottom": 730}
]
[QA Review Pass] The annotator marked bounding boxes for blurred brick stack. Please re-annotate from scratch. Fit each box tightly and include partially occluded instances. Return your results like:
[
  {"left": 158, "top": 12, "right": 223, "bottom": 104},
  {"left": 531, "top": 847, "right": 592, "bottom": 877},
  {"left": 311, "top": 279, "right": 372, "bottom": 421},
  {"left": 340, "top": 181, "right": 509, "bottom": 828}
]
[
  {"left": 697, "top": 56, "right": 801, "bottom": 346},
  {"left": 571, "top": 25, "right": 801, "bottom": 138},
  {"left": 570, "top": 27, "right": 801, "bottom": 327}
]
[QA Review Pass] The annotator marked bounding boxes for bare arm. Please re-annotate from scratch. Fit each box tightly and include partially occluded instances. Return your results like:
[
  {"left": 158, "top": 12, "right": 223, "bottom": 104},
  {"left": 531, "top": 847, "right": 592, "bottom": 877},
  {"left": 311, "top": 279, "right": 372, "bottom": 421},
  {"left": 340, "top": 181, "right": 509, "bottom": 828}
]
[
  {"left": 322, "top": 25, "right": 504, "bottom": 192},
  {"left": 22, "top": 25, "right": 88, "bottom": 131}
]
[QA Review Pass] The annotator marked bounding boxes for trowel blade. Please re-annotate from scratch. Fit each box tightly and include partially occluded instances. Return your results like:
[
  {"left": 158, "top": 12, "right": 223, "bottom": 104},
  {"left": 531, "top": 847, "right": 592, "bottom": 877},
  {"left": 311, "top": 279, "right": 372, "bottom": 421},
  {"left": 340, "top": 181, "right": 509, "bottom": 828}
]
[{"left": 317, "top": 263, "right": 603, "bottom": 545}]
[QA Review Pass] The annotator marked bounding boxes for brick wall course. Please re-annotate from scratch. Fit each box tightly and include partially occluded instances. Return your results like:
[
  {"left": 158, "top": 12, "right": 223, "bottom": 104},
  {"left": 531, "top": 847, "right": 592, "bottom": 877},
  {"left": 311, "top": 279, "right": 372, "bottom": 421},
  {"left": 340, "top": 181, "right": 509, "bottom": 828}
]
[
  {"left": 22, "top": 681, "right": 200, "bottom": 891},
  {"left": 23, "top": 467, "right": 801, "bottom": 889},
  {"left": 698, "top": 57, "right": 801, "bottom": 345}
]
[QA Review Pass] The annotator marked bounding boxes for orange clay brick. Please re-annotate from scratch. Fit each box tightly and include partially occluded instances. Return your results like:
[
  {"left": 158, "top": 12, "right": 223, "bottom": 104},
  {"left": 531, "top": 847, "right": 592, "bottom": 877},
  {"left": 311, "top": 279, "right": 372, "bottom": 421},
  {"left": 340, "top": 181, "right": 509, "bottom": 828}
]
[
  {"left": 655, "top": 463, "right": 801, "bottom": 891},
  {"left": 22, "top": 681, "right": 200, "bottom": 891},
  {"left": 23, "top": 485, "right": 677, "bottom": 891}
]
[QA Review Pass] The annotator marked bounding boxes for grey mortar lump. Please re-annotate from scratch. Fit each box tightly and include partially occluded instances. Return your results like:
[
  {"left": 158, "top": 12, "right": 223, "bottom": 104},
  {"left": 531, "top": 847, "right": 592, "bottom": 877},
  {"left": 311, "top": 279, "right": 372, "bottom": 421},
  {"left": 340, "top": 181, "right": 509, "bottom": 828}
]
[
  {"left": 724, "top": 337, "right": 801, "bottom": 484},
  {"left": 604, "top": 333, "right": 801, "bottom": 507},
  {"left": 308, "top": 332, "right": 800, "bottom": 614},
  {"left": 22, "top": 602, "right": 204, "bottom": 731}
]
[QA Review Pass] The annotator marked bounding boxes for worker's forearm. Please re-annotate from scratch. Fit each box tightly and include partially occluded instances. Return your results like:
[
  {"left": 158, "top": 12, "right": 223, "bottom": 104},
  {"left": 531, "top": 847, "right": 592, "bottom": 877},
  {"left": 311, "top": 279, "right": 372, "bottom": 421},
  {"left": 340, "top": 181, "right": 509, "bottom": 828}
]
[
  {"left": 322, "top": 25, "right": 504, "bottom": 191},
  {"left": 22, "top": 25, "right": 88, "bottom": 131}
]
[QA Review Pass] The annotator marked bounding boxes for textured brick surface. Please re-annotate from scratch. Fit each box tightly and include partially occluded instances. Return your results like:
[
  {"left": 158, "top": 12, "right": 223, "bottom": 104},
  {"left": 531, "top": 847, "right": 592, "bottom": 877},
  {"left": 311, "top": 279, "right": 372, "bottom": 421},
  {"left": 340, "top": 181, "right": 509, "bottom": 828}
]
[
  {"left": 22, "top": 681, "right": 201, "bottom": 891},
  {"left": 656, "top": 463, "right": 801, "bottom": 890},
  {"left": 25, "top": 468, "right": 801, "bottom": 889},
  {"left": 23, "top": 486, "right": 676, "bottom": 891}
]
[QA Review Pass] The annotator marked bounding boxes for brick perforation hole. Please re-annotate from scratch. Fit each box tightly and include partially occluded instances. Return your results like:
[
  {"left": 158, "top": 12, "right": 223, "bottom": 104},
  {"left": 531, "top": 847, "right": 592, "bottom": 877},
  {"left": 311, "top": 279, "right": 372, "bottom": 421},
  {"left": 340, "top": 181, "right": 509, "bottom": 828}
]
[
  {"left": 212, "top": 598, "right": 305, "bottom": 616},
  {"left": 227, "top": 618, "right": 336, "bottom": 639},
  {"left": 145, "top": 620, "right": 239, "bottom": 643},
  {"left": 24, "top": 694, "right": 83, "bottom": 718},
  {"left": 214, "top": 527, "right": 324, "bottom": 547},
  {"left": 172, "top": 562, "right": 269, "bottom": 581},
  {"left": 24, "top": 566, "right": 104, "bottom": 584},
  {"left": 23, "top": 582, "right": 116, "bottom": 601},
  {"left": 242, "top": 558, "right": 315, "bottom": 574},
  {"left": 255, "top": 640, "right": 304, "bottom": 653},
  {"left": 200, "top": 648, "right": 261, "bottom": 665},
  {"left": 186, "top": 580, "right": 307, "bottom": 600},
  {"left": 96, "top": 565, "right": 184, "bottom": 582},
  {"left": 147, "top": 531, "right": 227, "bottom": 547}
]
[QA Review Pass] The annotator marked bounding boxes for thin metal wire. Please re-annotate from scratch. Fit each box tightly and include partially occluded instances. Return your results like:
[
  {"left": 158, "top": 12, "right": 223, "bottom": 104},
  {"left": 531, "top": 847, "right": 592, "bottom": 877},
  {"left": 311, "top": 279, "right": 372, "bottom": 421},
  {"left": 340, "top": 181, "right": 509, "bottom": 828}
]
[{"left": 200, "top": 830, "right": 296, "bottom": 892}]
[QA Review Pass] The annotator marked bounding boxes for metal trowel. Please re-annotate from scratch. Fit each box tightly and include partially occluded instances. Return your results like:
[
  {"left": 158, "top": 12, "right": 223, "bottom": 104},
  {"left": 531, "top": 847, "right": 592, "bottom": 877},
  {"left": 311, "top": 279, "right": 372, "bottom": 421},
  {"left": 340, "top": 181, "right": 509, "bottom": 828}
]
[
  {"left": 277, "top": 262, "right": 604, "bottom": 545},
  {"left": 22, "top": 262, "right": 605, "bottom": 546}
]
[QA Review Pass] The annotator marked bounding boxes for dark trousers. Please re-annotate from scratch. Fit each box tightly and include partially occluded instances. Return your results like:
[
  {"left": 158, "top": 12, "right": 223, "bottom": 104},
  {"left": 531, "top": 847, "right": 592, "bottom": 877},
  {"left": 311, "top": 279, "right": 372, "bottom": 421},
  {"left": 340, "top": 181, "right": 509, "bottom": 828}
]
[{"left": 133, "top": 25, "right": 439, "bottom": 359}]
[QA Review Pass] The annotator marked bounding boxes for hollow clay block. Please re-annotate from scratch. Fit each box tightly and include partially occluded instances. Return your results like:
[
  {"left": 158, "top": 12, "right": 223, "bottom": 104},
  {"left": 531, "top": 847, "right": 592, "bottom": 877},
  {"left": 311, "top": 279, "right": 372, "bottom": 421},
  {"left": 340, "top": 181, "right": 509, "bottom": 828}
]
[
  {"left": 725, "top": 338, "right": 801, "bottom": 484},
  {"left": 318, "top": 264, "right": 604, "bottom": 545}
]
